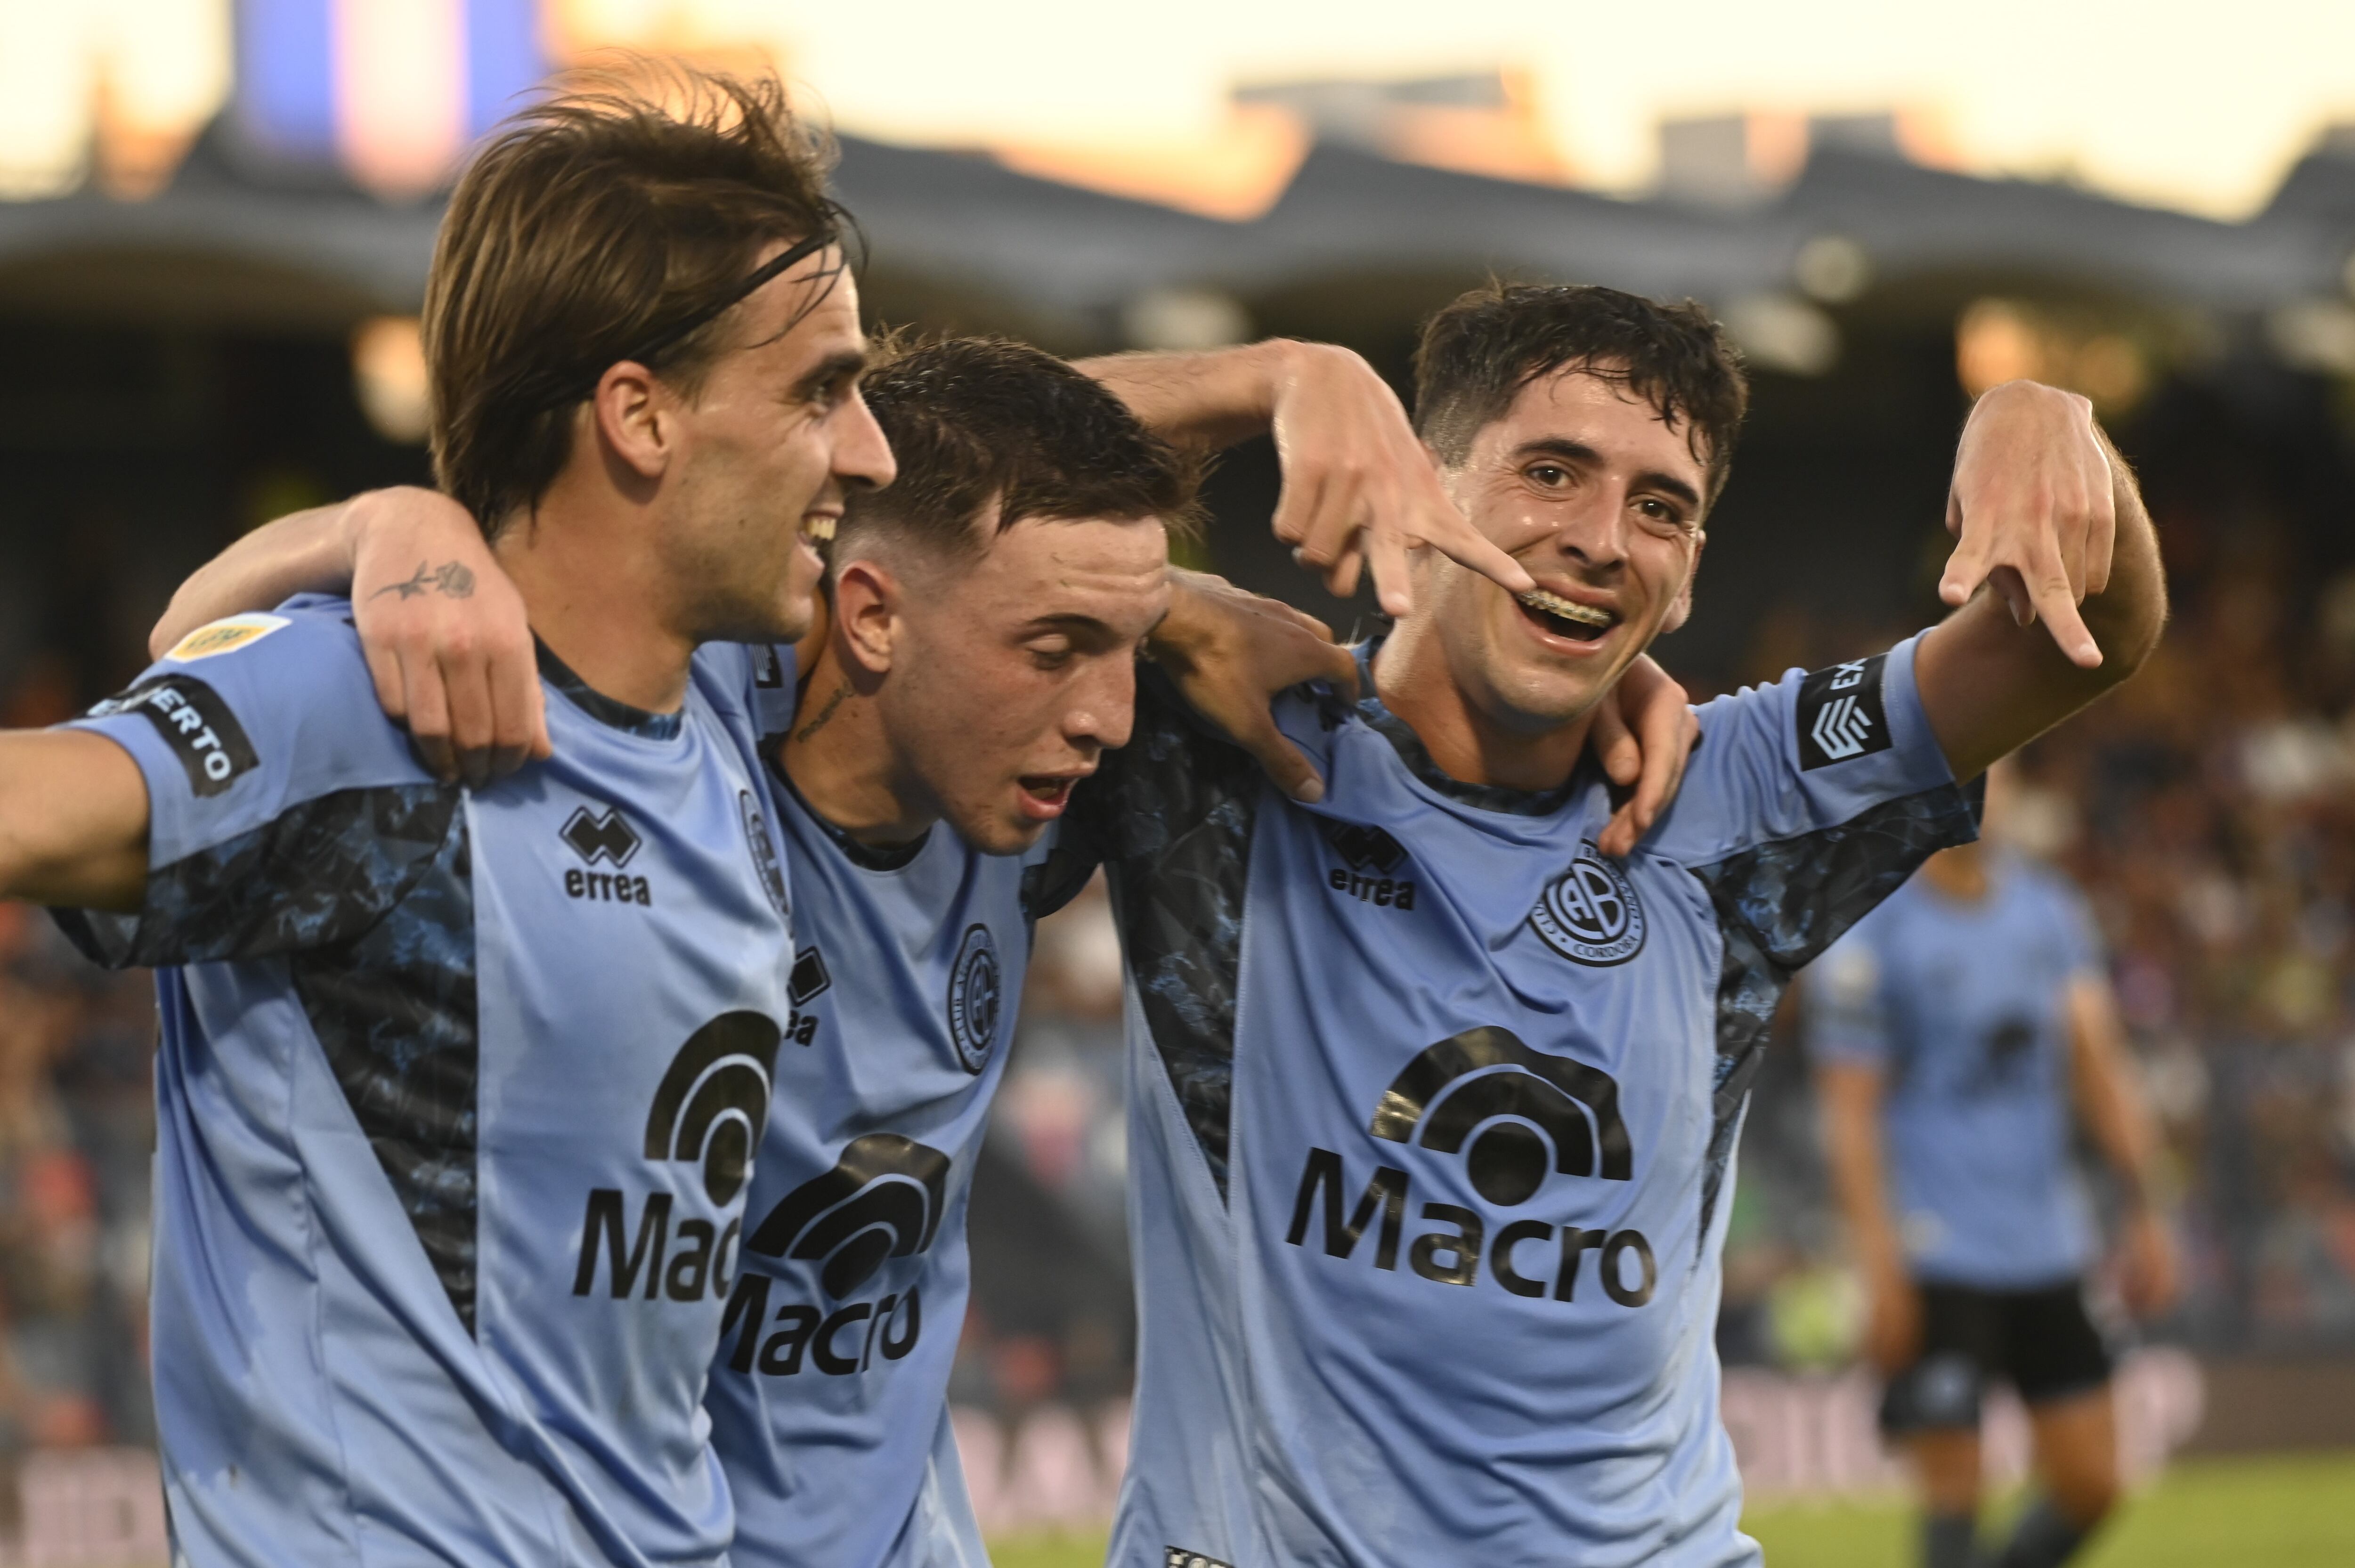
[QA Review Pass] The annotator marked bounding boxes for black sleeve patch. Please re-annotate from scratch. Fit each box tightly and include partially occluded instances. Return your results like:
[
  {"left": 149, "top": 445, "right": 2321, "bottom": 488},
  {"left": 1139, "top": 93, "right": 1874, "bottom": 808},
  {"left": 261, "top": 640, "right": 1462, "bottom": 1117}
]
[
  {"left": 1795, "top": 654, "right": 1892, "bottom": 771},
  {"left": 89, "top": 674, "right": 258, "bottom": 797}
]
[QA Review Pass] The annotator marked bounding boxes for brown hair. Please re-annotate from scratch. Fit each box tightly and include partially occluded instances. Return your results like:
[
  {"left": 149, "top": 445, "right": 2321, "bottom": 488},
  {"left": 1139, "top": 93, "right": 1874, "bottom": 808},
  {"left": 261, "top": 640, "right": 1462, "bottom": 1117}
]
[
  {"left": 423, "top": 63, "right": 844, "bottom": 537},
  {"left": 1413, "top": 282, "right": 1749, "bottom": 506},
  {"left": 832, "top": 335, "right": 1202, "bottom": 565}
]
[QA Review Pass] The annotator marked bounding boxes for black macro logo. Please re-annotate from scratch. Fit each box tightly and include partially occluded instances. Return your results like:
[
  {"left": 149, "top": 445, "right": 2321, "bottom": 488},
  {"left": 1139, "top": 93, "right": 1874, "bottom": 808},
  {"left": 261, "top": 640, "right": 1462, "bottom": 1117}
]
[
  {"left": 746, "top": 1134, "right": 952, "bottom": 1299},
  {"left": 563, "top": 805, "right": 642, "bottom": 867},
  {"left": 645, "top": 1012, "right": 784, "bottom": 1205},
  {"left": 1327, "top": 823, "right": 1405, "bottom": 875},
  {"left": 1371, "top": 1026, "right": 1632, "bottom": 1206}
]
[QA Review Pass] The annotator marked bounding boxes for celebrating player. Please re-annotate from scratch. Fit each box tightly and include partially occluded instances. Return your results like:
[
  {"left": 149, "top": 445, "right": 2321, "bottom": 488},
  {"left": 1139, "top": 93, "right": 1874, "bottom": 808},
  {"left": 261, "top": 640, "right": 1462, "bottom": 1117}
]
[
  {"left": 1811, "top": 763, "right": 2180, "bottom": 1568},
  {"left": 1051, "top": 283, "right": 2164, "bottom": 1567},
  {"left": 0, "top": 71, "right": 889, "bottom": 1565},
  {"left": 156, "top": 325, "right": 1695, "bottom": 1565}
]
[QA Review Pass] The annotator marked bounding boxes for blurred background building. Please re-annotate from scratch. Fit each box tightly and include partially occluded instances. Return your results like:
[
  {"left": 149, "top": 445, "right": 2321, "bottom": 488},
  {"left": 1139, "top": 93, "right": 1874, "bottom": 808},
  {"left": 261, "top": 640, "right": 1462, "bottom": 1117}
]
[{"left": 5, "top": 0, "right": 2355, "bottom": 1528}]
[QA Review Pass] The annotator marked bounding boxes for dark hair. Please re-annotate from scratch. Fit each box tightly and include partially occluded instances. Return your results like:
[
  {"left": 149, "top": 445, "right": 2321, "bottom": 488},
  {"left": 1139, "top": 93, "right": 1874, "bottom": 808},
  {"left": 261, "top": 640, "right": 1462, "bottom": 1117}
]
[
  {"left": 834, "top": 335, "right": 1202, "bottom": 564},
  {"left": 1412, "top": 282, "right": 1749, "bottom": 505},
  {"left": 424, "top": 63, "right": 844, "bottom": 537}
]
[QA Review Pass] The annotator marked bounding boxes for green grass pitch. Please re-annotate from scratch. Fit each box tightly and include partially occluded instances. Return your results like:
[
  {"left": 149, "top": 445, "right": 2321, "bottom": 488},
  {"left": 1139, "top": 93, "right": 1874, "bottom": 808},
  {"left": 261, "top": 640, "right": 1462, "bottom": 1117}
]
[{"left": 986, "top": 1447, "right": 2355, "bottom": 1567}]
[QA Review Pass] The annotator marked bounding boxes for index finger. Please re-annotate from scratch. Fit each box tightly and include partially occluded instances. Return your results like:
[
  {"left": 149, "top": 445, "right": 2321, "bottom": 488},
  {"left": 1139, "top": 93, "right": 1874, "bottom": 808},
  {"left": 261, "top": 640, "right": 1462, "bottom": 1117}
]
[
  {"left": 1403, "top": 505, "right": 1534, "bottom": 600},
  {"left": 2023, "top": 541, "right": 2103, "bottom": 667}
]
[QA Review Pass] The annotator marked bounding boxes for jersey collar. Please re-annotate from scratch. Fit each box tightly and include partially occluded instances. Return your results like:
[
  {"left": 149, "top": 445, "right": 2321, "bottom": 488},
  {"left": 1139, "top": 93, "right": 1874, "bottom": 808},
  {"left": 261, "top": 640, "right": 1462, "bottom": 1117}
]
[{"left": 535, "top": 640, "right": 684, "bottom": 742}]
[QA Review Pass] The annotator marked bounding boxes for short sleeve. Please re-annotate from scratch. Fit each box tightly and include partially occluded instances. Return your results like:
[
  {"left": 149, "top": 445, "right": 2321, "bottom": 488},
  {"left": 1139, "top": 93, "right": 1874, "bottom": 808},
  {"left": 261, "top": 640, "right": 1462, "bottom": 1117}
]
[
  {"left": 1655, "top": 634, "right": 1980, "bottom": 975},
  {"left": 53, "top": 600, "right": 453, "bottom": 969},
  {"left": 1806, "top": 920, "right": 1892, "bottom": 1067}
]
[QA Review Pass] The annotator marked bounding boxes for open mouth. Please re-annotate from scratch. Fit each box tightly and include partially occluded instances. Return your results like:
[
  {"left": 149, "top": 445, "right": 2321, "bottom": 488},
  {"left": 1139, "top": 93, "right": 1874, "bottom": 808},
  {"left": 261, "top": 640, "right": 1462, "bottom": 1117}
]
[
  {"left": 1516, "top": 588, "right": 1618, "bottom": 643},
  {"left": 1018, "top": 775, "right": 1078, "bottom": 815},
  {"left": 800, "top": 514, "right": 838, "bottom": 546}
]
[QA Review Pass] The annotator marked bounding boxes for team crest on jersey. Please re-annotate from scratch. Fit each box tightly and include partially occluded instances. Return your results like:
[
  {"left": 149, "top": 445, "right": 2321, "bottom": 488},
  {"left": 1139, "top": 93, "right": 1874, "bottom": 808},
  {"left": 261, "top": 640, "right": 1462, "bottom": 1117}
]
[
  {"left": 738, "top": 789, "right": 789, "bottom": 916},
  {"left": 163, "top": 612, "right": 288, "bottom": 663},
  {"left": 1796, "top": 653, "right": 1892, "bottom": 770},
  {"left": 946, "top": 924, "right": 1003, "bottom": 1074},
  {"left": 1529, "top": 844, "right": 1645, "bottom": 966}
]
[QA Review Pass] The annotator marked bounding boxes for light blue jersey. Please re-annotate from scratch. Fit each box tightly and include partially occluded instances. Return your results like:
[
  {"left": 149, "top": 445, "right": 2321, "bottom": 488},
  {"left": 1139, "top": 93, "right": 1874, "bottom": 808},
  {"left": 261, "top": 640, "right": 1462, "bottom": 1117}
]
[
  {"left": 57, "top": 600, "right": 795, "bottom": 1568},
  {"left": 703, "top": 650, "right": 1060, "bottom": 1568},
  {"left": 1065, "top": 637, "right": 1977, "bottom": 1568},
  {"left": 1809, "top": 856, "right": 2103, "bottom": 1289}
]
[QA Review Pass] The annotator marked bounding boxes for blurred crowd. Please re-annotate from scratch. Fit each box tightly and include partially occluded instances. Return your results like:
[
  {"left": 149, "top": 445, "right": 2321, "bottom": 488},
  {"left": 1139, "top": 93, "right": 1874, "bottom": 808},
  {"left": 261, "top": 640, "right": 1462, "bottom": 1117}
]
[{"left": 0, "top": 906, "right": 154, "bottom": 1496}]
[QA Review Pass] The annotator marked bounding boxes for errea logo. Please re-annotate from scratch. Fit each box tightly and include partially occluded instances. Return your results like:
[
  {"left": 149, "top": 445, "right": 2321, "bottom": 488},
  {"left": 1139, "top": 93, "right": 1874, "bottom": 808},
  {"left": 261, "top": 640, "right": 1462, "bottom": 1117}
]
[
  {"left": 1324, "top": 821, "right": 1417, "bottom": 910},
  {"left": 1796, "top": 654, "right": 1892, "bottom": 771},
  {"left": 562, "top": 805, "right": 652, "bottom": 905}
]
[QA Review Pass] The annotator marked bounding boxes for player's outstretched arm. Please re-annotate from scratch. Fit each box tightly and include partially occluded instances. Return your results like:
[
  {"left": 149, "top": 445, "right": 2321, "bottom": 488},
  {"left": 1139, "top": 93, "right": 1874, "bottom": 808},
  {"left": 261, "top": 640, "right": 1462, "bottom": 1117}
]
[
  {"left": 149, "top": 488, "right": 543, "bottom": 786},
  {"left": 0, "top": 731, "right": 149, "bottom": 910},
  {"left": 1817, "top": 1059, "right": 1920, "bottom": 1373},
  {"left": 1078, "top": 341, "right": 1534, "bottom": 616},
  {"left": 1915, "top": 393, "right": 2165, "bottom": 780},
  {"left": 2066, "top": 976, "right": 2182, "bottom": 1319}
]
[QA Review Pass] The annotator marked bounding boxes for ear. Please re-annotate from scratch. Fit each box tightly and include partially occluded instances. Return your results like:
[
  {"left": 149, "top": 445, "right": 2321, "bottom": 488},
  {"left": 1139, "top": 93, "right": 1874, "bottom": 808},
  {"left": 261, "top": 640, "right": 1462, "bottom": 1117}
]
[
  {"left": 590, "top": 360, "right": 672, "bottom": 482},
  {"left": 1660, "top": 529, "right": 1706, "bottom": 634},
  {"left": 830, "top": 557, "right": 905, "bottom": 675}
]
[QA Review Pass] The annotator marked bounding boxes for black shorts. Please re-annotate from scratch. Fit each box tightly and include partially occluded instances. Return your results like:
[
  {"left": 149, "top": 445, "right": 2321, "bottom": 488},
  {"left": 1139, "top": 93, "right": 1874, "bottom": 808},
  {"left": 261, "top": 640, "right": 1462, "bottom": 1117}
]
[{"left": 1878, "top": 1278, "right": 2114, "bottom": 1435}]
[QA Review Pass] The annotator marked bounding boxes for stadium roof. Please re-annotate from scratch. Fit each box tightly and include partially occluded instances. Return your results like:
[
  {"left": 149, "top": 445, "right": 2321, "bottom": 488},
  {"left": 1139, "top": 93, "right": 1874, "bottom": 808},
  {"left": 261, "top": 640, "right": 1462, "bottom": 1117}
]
[{"left": 2, "top": 119, "right": 2352, "bottom": 340}]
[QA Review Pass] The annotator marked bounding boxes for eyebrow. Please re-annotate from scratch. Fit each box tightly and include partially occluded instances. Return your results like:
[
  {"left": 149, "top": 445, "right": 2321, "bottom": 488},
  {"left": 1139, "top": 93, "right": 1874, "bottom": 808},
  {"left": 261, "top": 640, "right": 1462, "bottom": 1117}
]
[
  {"left": 1022, "top": 612, "right": 1117, "bottom": 637},
  {"left": 1514, "top": 437, "right": 1702, "bottom": 512}
]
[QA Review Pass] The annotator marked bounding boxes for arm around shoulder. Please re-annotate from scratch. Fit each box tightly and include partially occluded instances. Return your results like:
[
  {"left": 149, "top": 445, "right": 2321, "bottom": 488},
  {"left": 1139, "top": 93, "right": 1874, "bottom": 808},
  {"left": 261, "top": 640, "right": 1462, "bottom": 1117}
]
[{"left": 0, "top": 730, "right": 149, "bottom": 910}]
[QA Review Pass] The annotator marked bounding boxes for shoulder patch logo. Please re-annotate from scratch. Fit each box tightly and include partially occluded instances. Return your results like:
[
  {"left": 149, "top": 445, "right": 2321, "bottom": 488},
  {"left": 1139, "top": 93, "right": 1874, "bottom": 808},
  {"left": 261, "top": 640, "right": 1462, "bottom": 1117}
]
[
  {"left": 738, "top": 789, "right": 789, "bottom": 917},
  {"left": 88, "top": 674, "right": 257, "bottom": 797},
  {"left": 1529, "top": 844, "right": 1645, "bottom": 966},
  {"left": 1167, "top": 1552, "right": 1235, "bottom": 1568},
  {"left": 745, "top": 1133, "right": 951, "bottom": 1297},
  {"left": 163, "top": 613, "right": 289, "bottom": 663},
  {"left": 644, "top": 1011, "right": 784, "bottom": 1204},
  {"left": 1796, "top": 654, "right": 1892, "bottom": 771},
  {"left": 946, "top": 924, "right": 1003, "bottom": 1074}
]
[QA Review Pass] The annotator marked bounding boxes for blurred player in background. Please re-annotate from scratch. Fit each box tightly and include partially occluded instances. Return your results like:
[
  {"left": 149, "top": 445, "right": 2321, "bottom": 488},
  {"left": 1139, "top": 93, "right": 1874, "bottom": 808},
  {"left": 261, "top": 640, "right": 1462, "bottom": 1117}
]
[{"left": 1811, "top": 763, "right": 2181, "bottom": 1568}]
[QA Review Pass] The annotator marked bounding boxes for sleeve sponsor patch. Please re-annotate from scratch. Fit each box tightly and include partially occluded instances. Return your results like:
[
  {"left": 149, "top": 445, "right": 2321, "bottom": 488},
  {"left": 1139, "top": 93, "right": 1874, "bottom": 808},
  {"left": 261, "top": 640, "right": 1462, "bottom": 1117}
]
[
  {"left": 164, "top": 613, "right": 288, "bottom": 663},
  {"left": 88, "top": 674, "right": 258, "bottom": 797},
  {"left": 1795, "top": 653, "right": 1892, "bottom": 771}
]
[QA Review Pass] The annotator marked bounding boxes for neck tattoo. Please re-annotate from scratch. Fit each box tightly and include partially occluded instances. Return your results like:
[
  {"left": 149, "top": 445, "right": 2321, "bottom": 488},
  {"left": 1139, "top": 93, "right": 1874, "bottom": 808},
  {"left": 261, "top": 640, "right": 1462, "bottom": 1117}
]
[{"left": 793, "top": 679, "right": 854, "bottom": 743}]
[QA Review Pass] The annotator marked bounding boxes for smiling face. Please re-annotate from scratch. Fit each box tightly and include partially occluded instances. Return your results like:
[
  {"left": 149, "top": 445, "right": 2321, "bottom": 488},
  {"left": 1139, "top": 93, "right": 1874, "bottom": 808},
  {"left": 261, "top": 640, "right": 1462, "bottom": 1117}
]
[
  {"left": 658, "top": 248, "right": 895, "bottom": 646},
  {"left": 1410, "top": 363, "right": 1710, "bottom": 738},
  {"left": 872, "top": 512, "right": 1172, "bottom": 854}
]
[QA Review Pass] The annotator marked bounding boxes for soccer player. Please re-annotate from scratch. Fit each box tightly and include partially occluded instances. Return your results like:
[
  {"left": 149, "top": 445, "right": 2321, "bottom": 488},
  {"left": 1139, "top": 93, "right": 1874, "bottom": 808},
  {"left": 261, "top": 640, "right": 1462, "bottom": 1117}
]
[
  {"left": 156, "top": 328, "right": 1695, "bottom": 1567},
  {"left": 1047, "top": 284, "right": 2163, "bottom": 1567},
  {"left": 1811, "top": 763, "right": 2180, "bottom": 1568},
  {"left": 0, "top": 73, "right": 893, "bottom": 1565}
]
